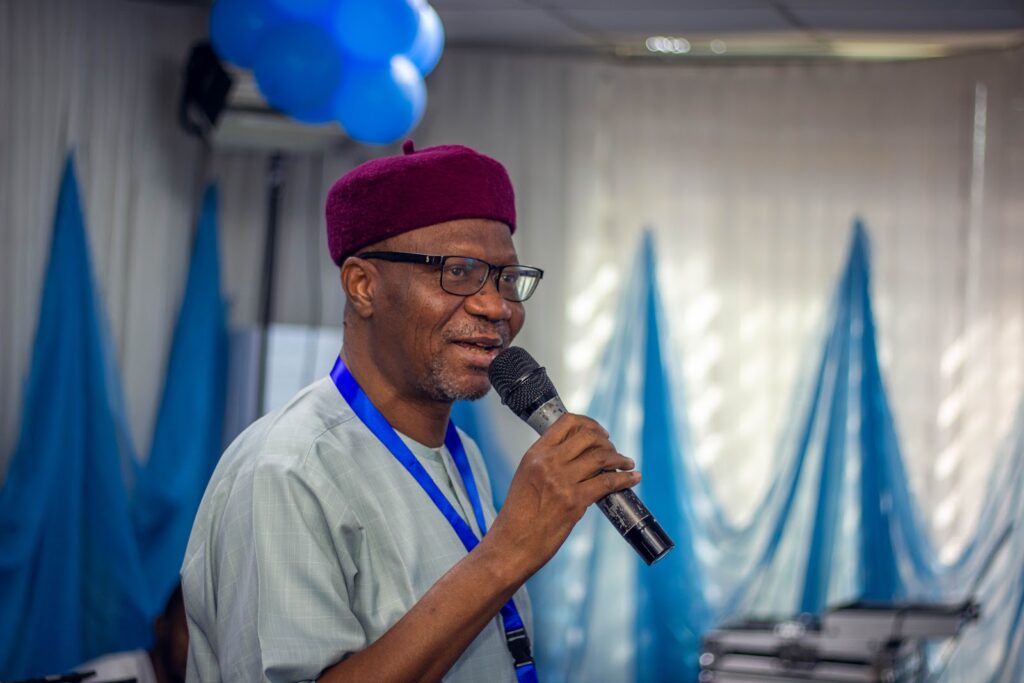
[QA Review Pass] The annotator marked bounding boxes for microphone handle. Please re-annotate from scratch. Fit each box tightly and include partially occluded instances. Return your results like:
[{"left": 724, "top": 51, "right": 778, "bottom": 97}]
[{"left": 525, "top": 397, "right": 674, "bottom": 565}]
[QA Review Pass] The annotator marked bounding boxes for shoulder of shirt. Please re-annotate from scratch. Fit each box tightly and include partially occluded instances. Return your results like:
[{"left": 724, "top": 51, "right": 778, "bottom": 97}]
[{"left": 217, "top": 377, "right": 363, "bottom": 474}]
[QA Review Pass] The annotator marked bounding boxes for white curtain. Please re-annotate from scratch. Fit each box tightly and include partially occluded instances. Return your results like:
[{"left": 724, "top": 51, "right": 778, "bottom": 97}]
[
  {"left": 3, "top": 0, "right": 1022, "bottom": 562},
  {"left": 418, "top": 48, "right": 1024, "bottom": 559},
  {"left": 0, "top": 0, "right": 208, "bottom": 475}
]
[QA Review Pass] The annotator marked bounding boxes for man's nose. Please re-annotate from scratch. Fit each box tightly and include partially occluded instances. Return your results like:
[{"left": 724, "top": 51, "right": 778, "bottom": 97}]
[{"left": 464, "top": 274, "right": 513, "bottom": 321}]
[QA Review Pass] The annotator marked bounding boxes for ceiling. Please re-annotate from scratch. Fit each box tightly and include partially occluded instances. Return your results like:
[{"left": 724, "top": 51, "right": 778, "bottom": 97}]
[
  {"left": 430, "top": 0, "right": 1024, "bottom": 59},
  {"left": 141, "top": 0, "right": 1024, "bottom": 60}
]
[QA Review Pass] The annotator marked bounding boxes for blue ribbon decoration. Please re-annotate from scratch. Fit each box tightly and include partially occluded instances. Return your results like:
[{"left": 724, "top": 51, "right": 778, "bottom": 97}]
[{"left": 331, "top": 357, "right": 538, "bottom": 683}]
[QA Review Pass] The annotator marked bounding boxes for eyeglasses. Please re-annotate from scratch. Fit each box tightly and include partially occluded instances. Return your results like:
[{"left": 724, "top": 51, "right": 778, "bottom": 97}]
[{"left": 358, "top": 251, "right": 544, "bottom": 302}]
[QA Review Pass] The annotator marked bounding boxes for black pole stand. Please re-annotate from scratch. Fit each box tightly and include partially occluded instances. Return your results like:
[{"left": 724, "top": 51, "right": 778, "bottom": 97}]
[{"left": 255, "top": 153, "right": 285, "bottom": 414}]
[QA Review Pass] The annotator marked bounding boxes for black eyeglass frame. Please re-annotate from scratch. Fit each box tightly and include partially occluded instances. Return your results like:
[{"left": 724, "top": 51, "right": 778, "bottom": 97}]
[{"left": 357, "top": 251, "right": 544, "bottom": 302}]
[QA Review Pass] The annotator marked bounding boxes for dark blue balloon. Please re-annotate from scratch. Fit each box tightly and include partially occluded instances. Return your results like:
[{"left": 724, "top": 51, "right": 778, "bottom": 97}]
[
  {"left": 404, "top": 4, "right": 444, "bottom": 76},
  {"left": 267, "top": 0, "right": 336, "bottom": 22},
  {"left": 333, "top": 56, "right": 426, "bottom": 145},
  {"left": 332, "top": 0, "right": 419, "bottom": 63},
  {"left": 287, "top": 100, "right": 337, "bottom": 125},
  {"left": 253, "top": 22, "right": 345, "bottom": 119},
  {"left": 209, "top": 0, "right": 283, "bottom": 69}
]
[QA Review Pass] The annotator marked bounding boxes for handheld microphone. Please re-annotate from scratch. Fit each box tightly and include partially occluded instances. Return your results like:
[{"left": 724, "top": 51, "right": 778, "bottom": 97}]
[{"left": 489, "top": 346, "right": 674, "bottom": 565}]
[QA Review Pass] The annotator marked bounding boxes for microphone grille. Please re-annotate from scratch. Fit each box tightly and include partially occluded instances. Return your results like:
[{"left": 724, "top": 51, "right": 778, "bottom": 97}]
[
  {"left": 489, "top": 347, "right": 558, "bottom": 419},
  {"left": 489, "top": 346, "right": 539, "bottom": 397}
]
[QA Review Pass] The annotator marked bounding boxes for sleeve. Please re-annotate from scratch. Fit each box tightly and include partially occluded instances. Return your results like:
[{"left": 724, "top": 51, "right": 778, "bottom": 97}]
[{"left": 249, "top": 457, "right": 367, "bottom": 682}]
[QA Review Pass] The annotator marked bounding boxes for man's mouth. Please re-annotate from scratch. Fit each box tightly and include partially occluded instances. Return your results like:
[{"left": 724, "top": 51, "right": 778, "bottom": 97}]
[
  {"left": 450, "top": 336, "right": 505, "bottom": 361},
  {"left": 453, "top": 338, "right": 503, "bottom": 351}
]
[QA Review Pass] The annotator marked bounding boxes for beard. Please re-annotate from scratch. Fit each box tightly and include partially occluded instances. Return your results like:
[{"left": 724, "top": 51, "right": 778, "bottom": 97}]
[
  {"left": 419, "top": 354, "right": 492, "bottom": 402},
  {"left": 416, "top": 323, "right": 510, "bottom": 402}
]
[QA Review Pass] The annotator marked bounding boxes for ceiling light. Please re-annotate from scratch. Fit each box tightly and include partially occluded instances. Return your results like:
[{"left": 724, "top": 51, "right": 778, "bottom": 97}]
[
  {"left": 709, "top": 39, "right": 727, "bottom": 55},
  {"left": 645, "top": 36, "right": 691, "bottom": 55}
]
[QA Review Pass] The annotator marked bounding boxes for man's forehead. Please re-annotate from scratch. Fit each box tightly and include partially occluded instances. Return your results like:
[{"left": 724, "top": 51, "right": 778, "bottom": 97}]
[{"left": 391, "top": 219, "right": 518, "bottom": 260}]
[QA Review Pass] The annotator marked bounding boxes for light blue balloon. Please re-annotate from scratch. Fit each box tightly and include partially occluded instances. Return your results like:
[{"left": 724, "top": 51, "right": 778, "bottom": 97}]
[
  {"left": 332, "top": 0, "right": 419, "bottom": 63},
  {"left": 333, "top": 56, "right": 426, "bottom": 145},
  {"left": 209, "top": 0, "right": 284, "bottom": 69},
  {"left": 253, "top": 22, "right": 345, "bottom": 119},
  {"left": 404, "top": 4, "right": 444, "bottom": 76}
]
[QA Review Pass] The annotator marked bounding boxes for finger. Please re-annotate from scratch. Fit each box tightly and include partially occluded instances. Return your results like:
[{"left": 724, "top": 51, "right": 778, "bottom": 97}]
[
  {"left": 565, "top": 415, "right": 610, "bottom": 440},
  {"left": 558, "top": 422, "right": 615, "bottom": 463},
  {"left": 567, "top": 450, "right": 635, "bottom": 483},
  {"left": 579, "top": 470, "right": 641, "bottom": 505},
  {"left": 539, "top": 413, "right": 608, "bottom": 446}
]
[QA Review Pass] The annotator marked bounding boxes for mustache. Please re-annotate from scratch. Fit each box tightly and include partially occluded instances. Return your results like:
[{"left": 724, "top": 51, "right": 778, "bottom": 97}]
[{"left": 442, "top": 323, "right": 512, "bottom": 346}]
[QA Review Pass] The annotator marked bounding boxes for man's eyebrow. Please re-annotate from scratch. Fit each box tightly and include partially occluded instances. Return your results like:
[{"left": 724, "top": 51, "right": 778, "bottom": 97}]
[
  {"left": 443, "top": 252, "right": 522, "bottom": 264},
  {"left": 490, "top": 252, "right": 521, "bottom": 264}
]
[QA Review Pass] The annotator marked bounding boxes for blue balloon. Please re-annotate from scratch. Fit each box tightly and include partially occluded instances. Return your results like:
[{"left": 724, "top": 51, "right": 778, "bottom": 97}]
[
  {"left": 209, "top": 0, "right": 283, "bottom": 69},
  {"left": 404, "top": 4, "right": 444, "bottom": 76},
  {"left": 333, "top": 56, "right": 426, "bottom": 145},
  {"left": 253, "top": 22, "right": 345, "bottom": 119},
  {"left": 266, "top": 0, "right": 336, "bottom": 22},
  {"left": 332, "top": 0, "right": 419, "bottom": 63},
  {"left": 287, "top": 100, "right": 337, "bottom": 125}
]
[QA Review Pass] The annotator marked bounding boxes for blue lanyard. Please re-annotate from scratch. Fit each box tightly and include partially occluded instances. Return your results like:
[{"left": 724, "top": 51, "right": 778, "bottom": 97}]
[{"left": 331, "top": 357, "right": 538, "bottom": 683}]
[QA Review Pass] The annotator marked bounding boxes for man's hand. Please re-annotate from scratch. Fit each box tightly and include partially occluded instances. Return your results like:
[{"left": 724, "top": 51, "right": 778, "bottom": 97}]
[{"left": 482, "top": 413, "right": 640, "bottom": 582}]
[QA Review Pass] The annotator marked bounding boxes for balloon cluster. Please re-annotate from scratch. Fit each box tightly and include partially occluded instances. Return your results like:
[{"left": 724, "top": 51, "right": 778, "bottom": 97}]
[{"left": 209, "top": 0, "right": 444, "bottom": 145}]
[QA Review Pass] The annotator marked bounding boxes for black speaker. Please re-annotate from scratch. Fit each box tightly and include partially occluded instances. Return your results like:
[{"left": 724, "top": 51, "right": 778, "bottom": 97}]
[{"left": 179, "top": 41, "right": 234, "bottom": 141}]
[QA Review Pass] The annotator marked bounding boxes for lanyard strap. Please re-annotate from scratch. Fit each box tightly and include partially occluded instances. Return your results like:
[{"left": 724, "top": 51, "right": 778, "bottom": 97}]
[{"left": 330, "top": 357, "right": 538, "bottom": 682}]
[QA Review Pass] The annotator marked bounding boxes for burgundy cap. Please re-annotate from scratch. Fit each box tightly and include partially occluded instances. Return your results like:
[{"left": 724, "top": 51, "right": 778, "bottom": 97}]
[{"left": 325, "top": 140, "right": 517, "bottom": 265}]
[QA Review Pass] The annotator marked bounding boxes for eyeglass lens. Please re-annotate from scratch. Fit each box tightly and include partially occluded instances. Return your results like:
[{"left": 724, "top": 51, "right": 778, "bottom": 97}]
[{"left": 441, "top": 257, "right": 540, "bottom": 302}]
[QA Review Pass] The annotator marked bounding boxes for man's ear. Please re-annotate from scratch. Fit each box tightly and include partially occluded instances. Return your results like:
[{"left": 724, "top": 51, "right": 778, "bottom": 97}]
[{"left": 340, "top": 257, "right": 377, "bottom": 319}]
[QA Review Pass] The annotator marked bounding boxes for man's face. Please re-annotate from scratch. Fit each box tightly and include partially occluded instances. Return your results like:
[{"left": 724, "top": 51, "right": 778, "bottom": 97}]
[{"left": 365, "top": 218, "right": 526, "bottom": 403}]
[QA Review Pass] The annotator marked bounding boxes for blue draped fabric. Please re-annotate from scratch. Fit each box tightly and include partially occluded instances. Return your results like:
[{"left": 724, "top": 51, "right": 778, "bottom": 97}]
[
  {"left": 800, "top": 230, "right": 856, "bottom": 615},
  {"left": 0, "top": 166, "right": 230, "bottom": 679},
  {"left": 0, "top": 157, "right": 154, "bottom": 677},
  {"left": 635, "top": 232, "right": 710, "bottom": 681},
  {"left": 132, "top": 185, "right": 228, "bottom": 607},
  {"left": 528, "top": 223, "right": 1024, "bottom": 682}
]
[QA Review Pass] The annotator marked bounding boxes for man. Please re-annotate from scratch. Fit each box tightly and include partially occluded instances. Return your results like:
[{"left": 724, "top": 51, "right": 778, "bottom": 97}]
[{"left": 181, "top": 142, "right": 639, "bottom": 682}]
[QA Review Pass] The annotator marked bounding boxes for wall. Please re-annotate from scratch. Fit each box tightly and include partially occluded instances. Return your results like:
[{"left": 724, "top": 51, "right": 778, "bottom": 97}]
[{"left": 2, "top": 1, "right": 1023, "bottom": 558}]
